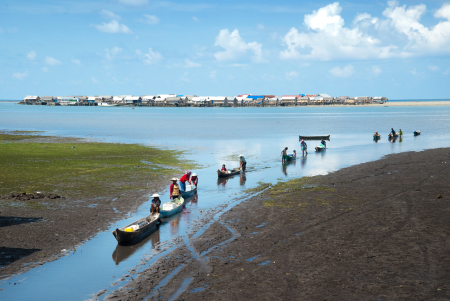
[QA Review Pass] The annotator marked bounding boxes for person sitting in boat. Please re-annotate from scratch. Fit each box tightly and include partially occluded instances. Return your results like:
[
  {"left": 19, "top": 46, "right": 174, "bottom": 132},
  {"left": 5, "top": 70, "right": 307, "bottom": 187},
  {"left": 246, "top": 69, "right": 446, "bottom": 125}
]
[
  {"left": 300, "top": 140, "right": 308, "bottom": 156},
  {"left": 151, "top": 193, "right": 161, "bottom": 214},
  {"left": 281, "top": 147, "right": 288, "bottom": 162},
  {"left": 169, "top": 178, "right": 180, "bottom": 201},
  {"left": 221, "top": 164, "right": 227, "bottom": 172},
  {"left": 320, "top": 140, "right": 327, "bottom": 148},
  {"left": 239, "top": 154, "right": 247, "bottom": 172},
  {"left": 292, "top": 150, "right": 296, "bottom": 158},
  {"left": 179, "top": 170, "right": 191, "bottom": 192},
  {"left": 190, "top": 172, "right": 198, "bottom": 187}
]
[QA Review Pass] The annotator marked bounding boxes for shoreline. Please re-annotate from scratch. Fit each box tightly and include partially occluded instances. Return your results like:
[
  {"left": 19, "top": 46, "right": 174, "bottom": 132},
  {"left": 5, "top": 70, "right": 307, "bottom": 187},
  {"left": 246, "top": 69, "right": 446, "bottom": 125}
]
[
  {"left": 108, "top": 148, "right": 450, "bottom": 300},
  {"left": 0, "top": 132, "right": 194, "bottom": 278}
]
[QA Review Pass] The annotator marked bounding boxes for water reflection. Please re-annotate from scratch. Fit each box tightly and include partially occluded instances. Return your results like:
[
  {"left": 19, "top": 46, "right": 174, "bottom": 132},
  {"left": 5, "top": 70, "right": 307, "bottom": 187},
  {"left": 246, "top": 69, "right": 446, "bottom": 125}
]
[
  {"left": 301, "top": 156, "right": 307, "bottom": 169},
  {"left": 112, "top": 227, "right": 160, "bottom": 265},
  {"left": 281, "top": 160, "right": 296, "bottom": 176},
  {"left": 239, "top": 173, "right": 247, "bottom": 185}
]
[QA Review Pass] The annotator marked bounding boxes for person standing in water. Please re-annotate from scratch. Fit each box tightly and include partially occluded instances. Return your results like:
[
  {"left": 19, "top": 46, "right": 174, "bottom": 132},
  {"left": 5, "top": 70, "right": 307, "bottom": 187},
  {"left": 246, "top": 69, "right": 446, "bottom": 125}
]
[
  {"left": 169, "top": 178, "right": 180, "bottom": 201},
  {"left": 179, "top": 170, "right": 191, "bottom": 192},
  {"left": 300, "top": 140, "right": 308, "bottom": 156},
  {"left": 281, "top": 147, "right": 288, "bottom": 163},
  {"left": 239, "top": 154, "right": 247, "bottom": 172}
]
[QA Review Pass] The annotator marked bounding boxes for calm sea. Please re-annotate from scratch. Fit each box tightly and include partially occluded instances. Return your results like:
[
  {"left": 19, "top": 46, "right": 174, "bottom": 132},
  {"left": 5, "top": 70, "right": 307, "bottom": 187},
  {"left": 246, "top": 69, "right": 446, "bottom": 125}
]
[{"left": 1, "top": 101, "right": 450, "bottom": 300}]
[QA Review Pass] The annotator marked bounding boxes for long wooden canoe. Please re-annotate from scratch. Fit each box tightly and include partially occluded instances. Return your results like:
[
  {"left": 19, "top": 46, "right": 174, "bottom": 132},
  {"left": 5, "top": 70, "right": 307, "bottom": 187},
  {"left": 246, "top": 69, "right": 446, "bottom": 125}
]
[
  {"left": 285, "top": 155, "right": 296, "bottom": 161},
  {"left": 299, "top": 135, "right": 330, "bottom": 141},
  {"left": 217, "top": 168, "right": 241, "bottom": 178},
  {"left": 112, "top": 213, "right": 160, "bottom": 246},
  {"left": 160, "top": 196, "right": 186, "bottom": 218}
]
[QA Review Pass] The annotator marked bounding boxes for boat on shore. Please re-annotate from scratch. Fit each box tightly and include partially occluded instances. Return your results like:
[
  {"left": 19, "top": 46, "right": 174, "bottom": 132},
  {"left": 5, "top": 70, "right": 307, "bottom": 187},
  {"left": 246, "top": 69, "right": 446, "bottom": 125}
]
[
  {"left": 112, "top": 213, "right": 160, "bottom": 245},
  {"left": 160, "top": 196, "right": 186, "bottom": 218},
  {"left": 299, "top": 135, "right": 330, "bottom": 141},
  {"left": 217, "top": 168, "right": 241, "bottom": 178}
]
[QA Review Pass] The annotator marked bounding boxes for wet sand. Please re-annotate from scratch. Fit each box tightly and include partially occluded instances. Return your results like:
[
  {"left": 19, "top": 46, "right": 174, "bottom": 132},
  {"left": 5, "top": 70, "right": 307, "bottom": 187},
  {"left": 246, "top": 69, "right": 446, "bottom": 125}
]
[{"left": 108, "top": 148, "right": 450, "bottom": 300}]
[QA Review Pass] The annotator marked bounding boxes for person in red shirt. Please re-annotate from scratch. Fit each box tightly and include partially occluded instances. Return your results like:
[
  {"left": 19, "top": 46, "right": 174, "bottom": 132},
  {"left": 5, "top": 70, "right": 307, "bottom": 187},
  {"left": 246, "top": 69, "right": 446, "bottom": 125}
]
[
  {"left": 221, "top": 164, "right": 227, "bottom": 172},
  {"left": 179, "top": 170, "right": 191, "bottom": 191},
  {"left": 169, "top": 178, "right": 180, "bottom": 200}
]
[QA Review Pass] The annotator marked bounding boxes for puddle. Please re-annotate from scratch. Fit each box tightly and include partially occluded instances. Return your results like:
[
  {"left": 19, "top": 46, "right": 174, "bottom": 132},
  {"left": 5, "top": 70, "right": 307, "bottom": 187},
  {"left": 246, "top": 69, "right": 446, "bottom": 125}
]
[
  {"left": 168, "top": 278, "right": 192, "bottom": 301},
  {"left": 258, "top": 260, "right": 272, "bottom": 266},
  {"left": 255, "top": 223, "right": 266, "bottom": 228},
  {"left": 246, "top": 255, "right": 260, "bottom": 262}
]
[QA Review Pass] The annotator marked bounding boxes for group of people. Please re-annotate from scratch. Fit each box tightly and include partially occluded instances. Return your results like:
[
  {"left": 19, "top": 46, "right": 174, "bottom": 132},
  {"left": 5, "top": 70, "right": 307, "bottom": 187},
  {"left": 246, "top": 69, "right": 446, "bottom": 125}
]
[
  {"left": 150, "top": 170, "right": 199, "bottom": 215},
  {"left": 281, "top": 140, "right": 310, "bottom": 162},
  {"left": 221, "top": 154, "right": 247, "bottom": 172}
]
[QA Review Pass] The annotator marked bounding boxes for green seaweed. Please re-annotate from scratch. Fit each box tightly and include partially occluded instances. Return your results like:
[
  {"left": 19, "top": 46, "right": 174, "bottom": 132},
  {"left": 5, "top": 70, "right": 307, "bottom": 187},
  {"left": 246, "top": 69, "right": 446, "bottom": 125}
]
[{"left": 0, "top": 132, "right": 196, "bottom": 200}]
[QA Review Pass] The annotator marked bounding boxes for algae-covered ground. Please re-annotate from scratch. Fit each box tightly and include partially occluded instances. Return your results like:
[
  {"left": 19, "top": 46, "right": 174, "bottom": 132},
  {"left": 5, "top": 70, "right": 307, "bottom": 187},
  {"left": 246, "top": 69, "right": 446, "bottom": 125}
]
[
  {"left": 0, "top": 131, "right": 197, "bottom": 277},
  {"left": 0, "top": 132, "right": 195, "bottom": 198}
]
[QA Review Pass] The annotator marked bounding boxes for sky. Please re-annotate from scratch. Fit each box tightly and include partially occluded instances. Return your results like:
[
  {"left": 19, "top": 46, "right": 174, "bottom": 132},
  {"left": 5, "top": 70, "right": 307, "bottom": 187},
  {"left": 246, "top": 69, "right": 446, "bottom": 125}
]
[{"left": 1, "top": 0, "right": 450, "bottom": 100}]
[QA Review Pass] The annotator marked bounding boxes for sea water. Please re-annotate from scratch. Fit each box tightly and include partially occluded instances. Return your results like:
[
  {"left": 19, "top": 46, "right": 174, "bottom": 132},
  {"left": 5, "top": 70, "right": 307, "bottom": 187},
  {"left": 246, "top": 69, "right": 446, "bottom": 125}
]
[{"left": 1, "top": 102, "right": 450, "bottom": 300}]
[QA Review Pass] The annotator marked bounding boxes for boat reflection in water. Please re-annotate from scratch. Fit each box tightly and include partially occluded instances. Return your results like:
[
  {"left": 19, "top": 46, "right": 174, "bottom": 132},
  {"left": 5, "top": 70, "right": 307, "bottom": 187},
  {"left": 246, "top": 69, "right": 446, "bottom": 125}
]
[
  {"left": 281, "top": 160, "right": 296, "bottom": 176},
  {"left": 112, "top": 228, "right": 160, "bottom": 265}
]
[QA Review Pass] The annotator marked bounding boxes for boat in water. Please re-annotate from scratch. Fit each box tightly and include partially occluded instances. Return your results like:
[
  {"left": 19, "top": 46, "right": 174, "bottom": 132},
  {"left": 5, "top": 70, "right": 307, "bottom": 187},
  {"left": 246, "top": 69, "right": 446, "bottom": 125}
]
[
  {"left": 112, "top": 213, "right": 160, "bottom": 246},
  {"left": 299, "top": 135, "right": 330, "bottom": 141},
  {"left": 217, "top": 168, "right": 241, "bottom": 178},
  {"left": 160, "top": 196, "right": 186, "bottom": 218},
  {"left": 180, "top": 184, "right": 197, "bottom": 198}
]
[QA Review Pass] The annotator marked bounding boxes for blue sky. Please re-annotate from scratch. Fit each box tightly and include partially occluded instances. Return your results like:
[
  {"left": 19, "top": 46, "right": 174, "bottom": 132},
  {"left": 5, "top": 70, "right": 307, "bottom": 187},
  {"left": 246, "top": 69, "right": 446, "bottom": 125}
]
[{"left": 1, "top": 0, "right": 450, "bottom": 99}]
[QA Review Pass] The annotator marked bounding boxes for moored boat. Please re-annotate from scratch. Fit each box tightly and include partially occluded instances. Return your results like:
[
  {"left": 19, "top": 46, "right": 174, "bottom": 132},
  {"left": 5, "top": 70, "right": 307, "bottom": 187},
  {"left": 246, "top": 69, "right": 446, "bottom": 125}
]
[
  {"left": 112, "top": 213, "right": 160, "bottom": 246},
  {"left": 160, "top": 196, "right": 186, "bottom": 218},
  {"left": 285, "top": 155, "right": 296, "bottom": 161},
  {"left": 217, "top": 168, "right": 241, "bottom": 178},
  {"left": 414, "top": 130, "right": 421, "bottom": 136},
  {"left": 299, "top": 135, "right": 330, "bottom": 141},
  {"left": 180, "top": 184, "right": 197, "bottom": 198}
]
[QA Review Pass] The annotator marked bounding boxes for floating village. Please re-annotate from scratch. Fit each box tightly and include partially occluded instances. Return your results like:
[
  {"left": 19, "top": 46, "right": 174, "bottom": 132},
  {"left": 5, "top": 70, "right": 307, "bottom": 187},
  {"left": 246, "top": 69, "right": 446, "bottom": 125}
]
[{"left": 20, "top": 94, "right": 388, "bottom": 107}]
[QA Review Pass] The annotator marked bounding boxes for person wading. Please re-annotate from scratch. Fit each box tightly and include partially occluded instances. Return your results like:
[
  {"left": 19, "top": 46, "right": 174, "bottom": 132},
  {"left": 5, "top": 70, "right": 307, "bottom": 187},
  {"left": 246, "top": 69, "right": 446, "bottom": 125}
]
[
  {"left": 169, "top": 178, "right": 180, "bottom": 201},
  {"left": 281, "top": 147, "right": 288, "bottom": 163}
]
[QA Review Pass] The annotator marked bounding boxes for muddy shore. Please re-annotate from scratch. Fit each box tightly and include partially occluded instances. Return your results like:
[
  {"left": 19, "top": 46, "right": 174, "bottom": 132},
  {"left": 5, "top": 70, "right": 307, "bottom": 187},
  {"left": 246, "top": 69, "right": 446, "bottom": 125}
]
[
  {"left": 108, "top": 148, "right": 450, "bottom": 300},
  {"left": 0, "top": 133, "right": 194, "bottom": 278}
]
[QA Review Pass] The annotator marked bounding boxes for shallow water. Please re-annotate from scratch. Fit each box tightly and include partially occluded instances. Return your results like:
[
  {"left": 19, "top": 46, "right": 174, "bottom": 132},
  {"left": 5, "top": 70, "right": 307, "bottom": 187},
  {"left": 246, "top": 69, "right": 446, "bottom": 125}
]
[{"left": 1, "top": 103, "right": 450, "bottom": 300}]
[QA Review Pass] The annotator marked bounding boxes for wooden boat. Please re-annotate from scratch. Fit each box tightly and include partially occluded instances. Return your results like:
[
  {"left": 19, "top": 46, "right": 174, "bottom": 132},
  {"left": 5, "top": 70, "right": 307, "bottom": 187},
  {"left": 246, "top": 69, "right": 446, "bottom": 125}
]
[
  {"left": 299, "top": 135, "right": 330, "bottom": 141},
  {"left": 217, "top": 168, "right": 241, "bottom": 178},
  {"left": 180, "top": 185, "right": 197, "bottom": 198},
  {"left": 160, "top": 196, "right": 186, "bottom": 218},
  {"left": 414, "top": 130, "right": 421, "bottom": 136},
  {"left": 112, "top": 213, "right": 160, "bottom": 246}
]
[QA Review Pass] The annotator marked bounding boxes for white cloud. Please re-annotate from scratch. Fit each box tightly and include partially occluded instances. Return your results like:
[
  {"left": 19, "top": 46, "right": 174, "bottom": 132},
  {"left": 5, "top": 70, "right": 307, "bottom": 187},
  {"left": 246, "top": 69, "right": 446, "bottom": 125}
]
[
  {"left": 13, "top": 71, "right": 28, "bottom": 80},
  {"left": 192, "top": 16, "right": 199, "bottom": 22},
  {"left": 280, "top": 2, "right": 401, "bottom": 61},
  {"left": 372, "top": 66, "right": 382, "bottom": 76},
  {"left": 27, "top": 51, "right": 36, "bottom": 60},
  {"left": 428, "top": 65, "right": 440, "bottom": 71},
  {"left": 214, "top": 29, "right": 265, "bottom": 63},
  {"left": 45, "top": 56, "right": 62, "bottom": 66},
  {"left": 285, "top": 71, "right": 299, "bottom": 80},
  {"left": 180, "top": 72, "right": 190, "bottom": 82},
  {"left": 93, "top": 20, "right": 132, "bottom": 34},
  {"left": 137, "top": 48, "right": 162, "bottom": 64},
  {"left": 105, "top": 46, "right": 123, "bottom": 60},
  {"left": 353, "top": 12, "right": 378, "bottom": 28},
  {"left": 383, "top": 2, "right": 450, "bottom": 54},
  {"left": 142, "top": 14, "right": 160, "bottom": 24},
  {"left": 329, "top": 64, "right": 354, "bottom": 78},
  {"left": 257, "top": 24, "right": 265, "bottom": 30},
  {"left": 210, "top": 70, "right": 217, "bottom": 79},
  {"left": 91, "top": 77, "right": 99, "bottom": 84},
  {"left": 184, "top": 59, "right": 201, "bottom": 68},
  {"left": 118, "top": 0, "right": 148, "bottom": 6},
  {"left": 41, "top": 67, "right": 48, "bottom": 72},
  {"left": 72, "top": 59, "right": 81, "bottom": 65},
  {"left": 100, "top": 9, "right": 121, "bottom": 20},
  {"left": 443, "top": 68, "right": 450, "bottom": 75}
]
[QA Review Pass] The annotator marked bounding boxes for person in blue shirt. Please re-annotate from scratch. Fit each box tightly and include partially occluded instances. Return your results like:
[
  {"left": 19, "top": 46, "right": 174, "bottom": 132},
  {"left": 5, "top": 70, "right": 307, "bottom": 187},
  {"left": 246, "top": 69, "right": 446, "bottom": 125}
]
[{"left": 239, "top": 154, "right": 247, "bottom": 172}]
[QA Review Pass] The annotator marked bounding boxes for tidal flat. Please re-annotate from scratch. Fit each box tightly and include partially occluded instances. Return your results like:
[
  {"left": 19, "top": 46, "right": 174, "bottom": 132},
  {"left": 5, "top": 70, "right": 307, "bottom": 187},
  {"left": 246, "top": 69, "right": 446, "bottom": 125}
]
[{"left": 0, "top": 131, "right": 195, "bottom": 277}]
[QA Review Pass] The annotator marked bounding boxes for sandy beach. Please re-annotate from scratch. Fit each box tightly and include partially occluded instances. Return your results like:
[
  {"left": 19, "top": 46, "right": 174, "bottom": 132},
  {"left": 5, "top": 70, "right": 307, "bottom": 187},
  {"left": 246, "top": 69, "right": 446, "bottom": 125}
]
[{"left": 108, "top": 148, "right": 450, "bottom": 300}]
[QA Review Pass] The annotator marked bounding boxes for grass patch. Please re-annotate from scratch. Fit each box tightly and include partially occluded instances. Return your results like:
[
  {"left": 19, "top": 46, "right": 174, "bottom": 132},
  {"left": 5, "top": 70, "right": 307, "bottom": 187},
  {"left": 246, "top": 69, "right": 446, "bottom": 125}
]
[
  {"left": 245, "top": 181, "right": 272, "bottom": 194},
  {"left": 0, "top": 132, "right": 196, "bottom": 198}
]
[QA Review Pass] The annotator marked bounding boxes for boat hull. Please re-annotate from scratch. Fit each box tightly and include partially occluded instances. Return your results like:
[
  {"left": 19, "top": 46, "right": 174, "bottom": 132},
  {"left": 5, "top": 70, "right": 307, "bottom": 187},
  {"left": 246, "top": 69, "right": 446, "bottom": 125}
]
[
  {"left": 181, "top": 187, "right": 197, "bottom": 198},
  {"left": 299, "top": 135, "right": 330, "bottom": 141},
  {"left": 285, "top": 155, "right": 296, "bottom": 161},
  {"left": 112, "top": 213, "right": 160, "bottom": 246},
  {"left": 160, "top": 197, "right": 186, "bottom": 218},
  {"left": 217, "top": 168, "right": 241, "bottom": 178}
]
